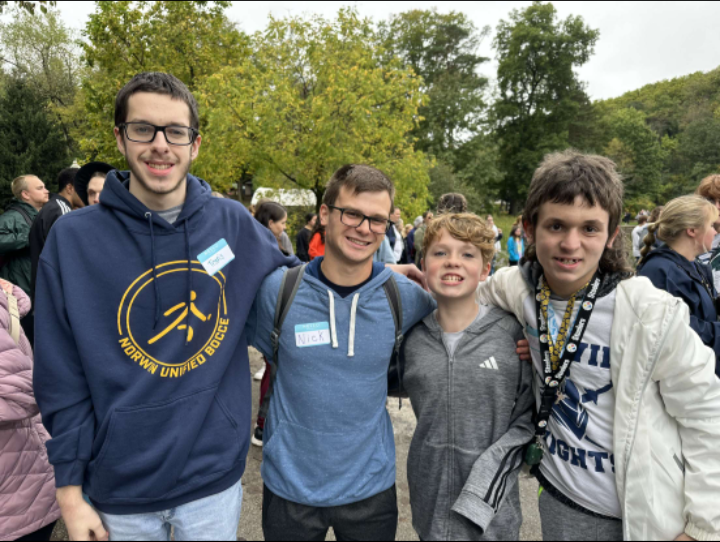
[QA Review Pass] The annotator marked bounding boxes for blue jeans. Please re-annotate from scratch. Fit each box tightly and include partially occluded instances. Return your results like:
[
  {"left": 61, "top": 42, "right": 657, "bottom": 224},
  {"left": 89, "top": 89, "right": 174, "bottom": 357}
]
[{"left": 98, "top": 478, "right": 243, "bottom": 541}]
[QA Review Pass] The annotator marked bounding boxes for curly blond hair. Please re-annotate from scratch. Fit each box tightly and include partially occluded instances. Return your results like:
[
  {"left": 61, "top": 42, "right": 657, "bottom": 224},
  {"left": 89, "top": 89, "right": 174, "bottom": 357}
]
[{"left": 423, "top": 213, "right": 495, "bottom": 265}]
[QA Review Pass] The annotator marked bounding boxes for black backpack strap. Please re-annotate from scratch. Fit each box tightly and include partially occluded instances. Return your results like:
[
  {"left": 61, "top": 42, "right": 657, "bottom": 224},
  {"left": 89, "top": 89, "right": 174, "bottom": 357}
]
[
  {"left": 383, "top": 276, "right": 405, "bottom": 408},
  {"left": 258, "top": 265, "right": 306, "bottom": 424},
  {"left": 12, "top": 207, "right": 33, "bottom": 227}
]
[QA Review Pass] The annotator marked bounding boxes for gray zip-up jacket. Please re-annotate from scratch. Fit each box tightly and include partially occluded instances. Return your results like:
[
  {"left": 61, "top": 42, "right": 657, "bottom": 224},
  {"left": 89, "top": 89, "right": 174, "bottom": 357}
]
[{"left": 403, "top": 306, "right": 535, "bottom": 541}]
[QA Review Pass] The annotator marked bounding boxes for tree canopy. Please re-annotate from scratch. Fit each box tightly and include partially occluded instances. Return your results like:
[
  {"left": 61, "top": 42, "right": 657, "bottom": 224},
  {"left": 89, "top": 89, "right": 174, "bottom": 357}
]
[{"left": 199, "top": 9, "right": 431, "bottom": 217}]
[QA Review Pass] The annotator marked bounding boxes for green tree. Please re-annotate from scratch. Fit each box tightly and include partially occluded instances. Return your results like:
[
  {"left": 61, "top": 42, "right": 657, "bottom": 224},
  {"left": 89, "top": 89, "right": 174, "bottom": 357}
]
[
  {"left": 0, "top": 77, "right": 69, "bottom": 206},
  {"left": 602, "top": 108, "right": 666, "bottom": 203},
  {"left": 0, "top": 6, "right": 81, "bottom": 153},
  {"left": 0, "top": 1, "right": 54, "bottom": 15},
  {"left": 492, "top": 1, "right": 599, "bottom": 212},
  {"left": 380, "top": 9, "right": 490, "bottom": 164},
  {"left": 76, "top": 0, "right": 249, "bottom": 165},
  {"left": 199, "top": 9, "right": 431, "bottom": 219}
]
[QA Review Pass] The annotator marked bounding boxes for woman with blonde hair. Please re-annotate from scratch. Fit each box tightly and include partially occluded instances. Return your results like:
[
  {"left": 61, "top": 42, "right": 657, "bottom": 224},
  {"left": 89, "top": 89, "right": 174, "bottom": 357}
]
[{"left": 637, "top": 195, "right": 720, "bottom": 375}]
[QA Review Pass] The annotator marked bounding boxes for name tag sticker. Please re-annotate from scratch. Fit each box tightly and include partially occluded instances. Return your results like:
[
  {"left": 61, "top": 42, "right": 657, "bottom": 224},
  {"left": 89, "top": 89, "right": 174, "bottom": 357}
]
[
  {"left": 295, "top": 322, "right": 331, "bottom": 348},
  {"left": 198, "top": 239, "right": 235, "bottom": 276}
]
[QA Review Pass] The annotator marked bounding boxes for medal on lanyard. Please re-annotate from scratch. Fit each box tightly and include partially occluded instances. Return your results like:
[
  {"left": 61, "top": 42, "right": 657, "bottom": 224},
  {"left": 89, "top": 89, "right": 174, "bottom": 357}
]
[{"left": 525, "top": 271, "right": 603, "bottom": 467}]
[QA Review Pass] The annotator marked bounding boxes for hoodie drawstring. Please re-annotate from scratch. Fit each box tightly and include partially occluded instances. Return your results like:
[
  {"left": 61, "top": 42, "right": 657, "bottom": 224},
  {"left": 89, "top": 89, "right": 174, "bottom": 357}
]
[
  {"left": 146, "top": 213, "right": 163, "bottom": 329},
  {"left": 328, "top": 291, "right": 339, "bottom": 349},
  {"left": 348, "top": 293, "right": 360, "bottom": 357},
  {"left": 184, "top": 218, "right": 193, "bottom": 345},
  {"left": 328, "top": 290, "right": 360, "bottom": 357}
]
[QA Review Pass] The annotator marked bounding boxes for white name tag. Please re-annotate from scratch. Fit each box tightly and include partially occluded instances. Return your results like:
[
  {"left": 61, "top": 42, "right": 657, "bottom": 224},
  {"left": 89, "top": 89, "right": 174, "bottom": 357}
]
[
  {"left": 295, "top": 322, "right": 331, "bottom": 348},
  {"left": 198, "top": 239, "right": 235, "bottom": 276}
]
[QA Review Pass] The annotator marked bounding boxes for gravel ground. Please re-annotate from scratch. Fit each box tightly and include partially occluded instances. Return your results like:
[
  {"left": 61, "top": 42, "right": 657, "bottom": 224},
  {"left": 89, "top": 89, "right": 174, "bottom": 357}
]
[{"left": 51, "top": 348, "right": 542, "bottom": 541}]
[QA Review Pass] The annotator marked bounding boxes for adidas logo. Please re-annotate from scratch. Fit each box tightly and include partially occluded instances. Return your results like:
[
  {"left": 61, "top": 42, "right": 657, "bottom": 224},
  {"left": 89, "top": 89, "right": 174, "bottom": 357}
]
[{"left": 480, "top": 357, "right": 499, "bottom": 370}]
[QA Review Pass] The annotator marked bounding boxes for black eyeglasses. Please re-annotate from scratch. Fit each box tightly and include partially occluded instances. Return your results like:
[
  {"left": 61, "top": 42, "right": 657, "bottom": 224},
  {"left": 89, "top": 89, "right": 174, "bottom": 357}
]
[
  {"left": 327, "top": 205, "right": 392, "bottom": 234},
  {"left": 119, "top": 122, "right": 198, "bottom": 146}
]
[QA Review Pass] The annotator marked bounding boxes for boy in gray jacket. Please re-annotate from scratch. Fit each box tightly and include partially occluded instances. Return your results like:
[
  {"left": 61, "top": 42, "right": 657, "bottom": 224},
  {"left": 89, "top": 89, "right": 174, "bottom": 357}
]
[{"left": 403, "top": 213, "right": 535, "bottom": 541}]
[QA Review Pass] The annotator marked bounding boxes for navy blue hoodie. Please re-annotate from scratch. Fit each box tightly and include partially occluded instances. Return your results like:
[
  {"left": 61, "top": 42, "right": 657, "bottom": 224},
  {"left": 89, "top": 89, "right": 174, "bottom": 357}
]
[
  {"left": 638, "top": 245, "right": 720, "bottom": 376},
  {"left": 33, "top": 171, "right": 297, "bottom": 514}
]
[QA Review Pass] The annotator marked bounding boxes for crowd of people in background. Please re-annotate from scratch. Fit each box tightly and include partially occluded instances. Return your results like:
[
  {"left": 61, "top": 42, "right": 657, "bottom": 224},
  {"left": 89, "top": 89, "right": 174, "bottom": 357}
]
[{"left": 1, "top": 70, "right": 720, "bottom": 542}]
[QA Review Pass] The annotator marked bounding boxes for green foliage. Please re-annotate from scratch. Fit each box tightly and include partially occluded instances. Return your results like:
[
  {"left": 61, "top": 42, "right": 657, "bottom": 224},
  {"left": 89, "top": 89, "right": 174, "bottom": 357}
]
[
  {"left": 594, "top": 66, "right": 720, "bottom": 204},
  {"left": 492, "top": 1, "right": 599, "bottom": 212},
  {"left": 0, "top": 6, "right": 81, "bottom": 154},
  {"left": 380, "top": 9, "right": 490, "bottom": 164},
  {"left": 0, "top": 77, "right": 69, "bottom": 206},
  {"left": 76, "top": 1, "right": 249, "bottom": 167},
  {"left": 0, "top": 1, "right": 54, "bottom": 15},
  {"left": 199, "top": 9, "right": 431, "bottom": 219},
  {"left": 601, "top": 108, "right": 666, "bottom": 202}
]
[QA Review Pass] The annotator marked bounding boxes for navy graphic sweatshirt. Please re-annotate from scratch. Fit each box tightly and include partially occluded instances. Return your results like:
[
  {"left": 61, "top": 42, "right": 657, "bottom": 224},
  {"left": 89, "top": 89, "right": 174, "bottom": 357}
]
[{"left": 33, "top": 172, "right": 298, "bottom": 514}]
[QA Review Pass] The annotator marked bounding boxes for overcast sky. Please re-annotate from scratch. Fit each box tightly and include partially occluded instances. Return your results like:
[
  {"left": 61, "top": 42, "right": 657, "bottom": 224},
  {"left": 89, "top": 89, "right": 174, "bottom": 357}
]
[{"left": 42, "top": 1, "right": 720, "bottom": 101}]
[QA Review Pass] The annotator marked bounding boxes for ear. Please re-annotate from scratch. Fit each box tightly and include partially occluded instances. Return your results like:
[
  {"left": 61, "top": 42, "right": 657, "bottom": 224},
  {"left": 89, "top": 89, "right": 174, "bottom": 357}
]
[
  {"left": 319, "top": 204, "right": 330, "bottom": 226},
  {"left": 686, "top": 228, "right": 698, "bottom": 239},
  {"left": 524, "top": 221, "right": 535, "bottom": 245},
  {"left": 190, "top": 134, "right": 202, "bottom": 162},
  {"left": 114, "top": 126, "right": 127, "bottom": 157},
  {"left": 607, "top": 226, "right": 621, "bottom": 248},
  {"left": 479, "top": 260, "right": 492, "bottom": 282}
]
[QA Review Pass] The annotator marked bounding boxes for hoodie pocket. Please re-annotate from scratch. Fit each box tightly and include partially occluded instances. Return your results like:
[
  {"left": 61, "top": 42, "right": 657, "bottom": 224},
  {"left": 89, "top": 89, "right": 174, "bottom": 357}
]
[
  {"left": 263, "top": 420, "right": 393, "bottom": 505},
  {"left": 90, "top": 387, "right": 241, "bottom": 503}
]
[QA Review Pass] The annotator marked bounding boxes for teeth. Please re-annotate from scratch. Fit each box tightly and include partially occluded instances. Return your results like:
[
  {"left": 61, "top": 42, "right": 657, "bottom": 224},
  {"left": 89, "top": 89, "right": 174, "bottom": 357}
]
[
  {"left": 148, "top": 163, "right": 172, "bottom": 170},
  {"left": 348, "top": 238, "right": 371, "bottom": 247},
  {"left": 558, "top": 259, "right": 578, "bottom": 264},
  {"left": 442, "top": 276, "right": 463, "bottom": 282}
]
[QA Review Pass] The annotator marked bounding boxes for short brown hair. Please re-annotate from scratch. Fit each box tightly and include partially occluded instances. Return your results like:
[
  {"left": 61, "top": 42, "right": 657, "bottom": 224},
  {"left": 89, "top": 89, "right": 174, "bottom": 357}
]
[
  {"left": 696, "top": 174, "right": 720, "bottom": 202},
  {"left": 11, "top": 176, "right": 29, "bottom": 200},
  {"left": 424, "top": 213, "right": 495, "bottom": 265},
  {"left": 437, "top": 193, "right": 468, "bottom": 214},
  {"left": 523, "top": 150, "right": 631, "bottom": 274},
  {"left": 323, "top": 165, "right": 395, "bottom": 211},
  {"left": 115, "top": 72, "right": 199, "bottom": 131}
]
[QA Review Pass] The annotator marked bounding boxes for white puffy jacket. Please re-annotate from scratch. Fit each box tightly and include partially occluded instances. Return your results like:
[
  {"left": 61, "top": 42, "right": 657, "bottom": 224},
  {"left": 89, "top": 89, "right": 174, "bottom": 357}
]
[{"left": 477, "top": 267, "right": 720, "bottom": 542}]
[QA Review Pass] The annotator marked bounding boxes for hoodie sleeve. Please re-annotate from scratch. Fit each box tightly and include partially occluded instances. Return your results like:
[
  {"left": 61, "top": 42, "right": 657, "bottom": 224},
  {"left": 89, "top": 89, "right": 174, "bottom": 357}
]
[
  {"left": 451, "top": 350, "right": 535, "bottom": 532},
  {"left": 396, "top": 276, "right": 436, "bottom": 334},
  {"left": 653, "top": 299, "right": 720, "bottom": 540},
  {"left": 246, "top": 269, "right": 285, "bottom": 362},
  {"left": 33, "top": 258, "right": 95, "bottom": 488}
]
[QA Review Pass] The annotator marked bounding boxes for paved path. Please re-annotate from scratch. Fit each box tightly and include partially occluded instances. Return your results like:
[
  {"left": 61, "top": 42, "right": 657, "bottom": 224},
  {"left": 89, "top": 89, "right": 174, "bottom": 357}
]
[{"left": 52, "top": 348, "right": 542, "bottom": 541}]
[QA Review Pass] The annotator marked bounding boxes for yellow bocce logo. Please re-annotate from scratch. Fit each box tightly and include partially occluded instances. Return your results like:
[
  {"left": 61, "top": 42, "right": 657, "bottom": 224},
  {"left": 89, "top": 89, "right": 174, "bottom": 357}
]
[{"left": 117, "top": 261, "right": 230, "bottom": 379}]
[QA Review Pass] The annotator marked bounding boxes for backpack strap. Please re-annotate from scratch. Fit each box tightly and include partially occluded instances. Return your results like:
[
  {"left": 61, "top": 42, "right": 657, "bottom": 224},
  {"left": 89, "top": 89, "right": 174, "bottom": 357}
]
[
  {"left": 258, "top": 265, "right": 306, "bottom": 424},
  {"left": 13, "top": 206, "right": 34, "bottom": 227},
  {"left": 383, "top": 276, "right": 405, "bottom": 408},
  {"left": 1, "top": 282, "right": 20, "bottom": 345}
]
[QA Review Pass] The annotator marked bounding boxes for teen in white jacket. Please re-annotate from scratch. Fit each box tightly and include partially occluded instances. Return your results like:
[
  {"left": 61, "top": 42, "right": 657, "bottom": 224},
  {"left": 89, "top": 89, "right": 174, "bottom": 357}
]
[{"left": 477, "top": 265, "right": 720, "bottom": 542}]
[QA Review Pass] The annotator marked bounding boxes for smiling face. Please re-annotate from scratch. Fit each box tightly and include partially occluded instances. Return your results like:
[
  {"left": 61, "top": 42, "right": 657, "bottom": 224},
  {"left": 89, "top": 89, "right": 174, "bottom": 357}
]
[
  {"left": 424, "top": 230, "right": 491, "bottom": 301},
  {"left": 528, "top": 197, "right": 619, "bottom": 298},
  {"left": 320, "top": 186, "right": 392, "bottom": 267},
  {"left": 114, "top": 92, "right": 201, "bottom": 209}
]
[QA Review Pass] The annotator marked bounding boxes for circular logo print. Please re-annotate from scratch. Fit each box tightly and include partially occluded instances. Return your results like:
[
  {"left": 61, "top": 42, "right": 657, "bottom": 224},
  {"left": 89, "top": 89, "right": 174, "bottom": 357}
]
[
  {"left": 549, "top": 380, "right": 559, "bottom": 388},
  {"left": 566, "top": 343, "right": 577, "bottom": 353},
  {"left": 117, "top": 260, "right": 230, "bottom": 379},
  {"left": 538, "top": 420, "right": 548, "bottom": 428},
  {"left": 583, "top": 301, "right": 594, "bottom": 311},
  {"left": 540, "top": 334, "right": 548, "bottom": 344}
]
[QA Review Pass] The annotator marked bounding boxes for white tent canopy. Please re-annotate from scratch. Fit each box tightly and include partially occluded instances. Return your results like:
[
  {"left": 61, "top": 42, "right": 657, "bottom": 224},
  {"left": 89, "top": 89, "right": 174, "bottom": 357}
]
[{"left": 251, "top": 188, "right": 317, "bottom": 208}]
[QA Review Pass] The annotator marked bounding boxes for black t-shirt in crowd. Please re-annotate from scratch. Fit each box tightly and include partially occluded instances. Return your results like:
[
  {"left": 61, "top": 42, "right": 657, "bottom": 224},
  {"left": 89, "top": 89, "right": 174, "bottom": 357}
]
[{"left": 296, "top": 228, "right": 313, "bottom": 262}]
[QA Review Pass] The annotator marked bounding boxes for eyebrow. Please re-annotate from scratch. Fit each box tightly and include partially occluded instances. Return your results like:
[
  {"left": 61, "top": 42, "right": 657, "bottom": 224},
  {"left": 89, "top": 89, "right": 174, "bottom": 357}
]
[
  {"left": 542, "top": 217, "right": 606, "bottom": 228},
  {"left": 126, "top": 119, "right": 191, "bottom": 127},
  {"left": 343, "top": 207, "right": 389, "bottom": 220}
]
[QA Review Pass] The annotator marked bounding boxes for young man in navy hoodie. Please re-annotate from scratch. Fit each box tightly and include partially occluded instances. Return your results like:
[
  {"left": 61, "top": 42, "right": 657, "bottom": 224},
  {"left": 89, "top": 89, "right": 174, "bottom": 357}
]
[
  {"left": 247, "top": 165, "right": 436, "bottom": 541},
  {"left": 32, "top": 73, "right": 301, "bottom": 541}
]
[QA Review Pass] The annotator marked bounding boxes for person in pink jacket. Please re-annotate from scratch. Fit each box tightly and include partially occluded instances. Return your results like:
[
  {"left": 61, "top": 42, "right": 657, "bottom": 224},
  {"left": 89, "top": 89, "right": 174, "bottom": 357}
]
[{"left": 0, "top": 279, "right": 60, "bottom": 542}]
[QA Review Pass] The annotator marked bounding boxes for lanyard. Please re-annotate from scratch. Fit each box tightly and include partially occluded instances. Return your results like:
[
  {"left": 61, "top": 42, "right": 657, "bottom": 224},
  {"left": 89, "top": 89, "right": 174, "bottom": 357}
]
[{"left": 525, "top": 271, "right": 602, "bottom": 466}]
